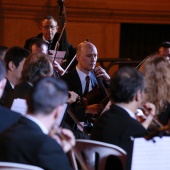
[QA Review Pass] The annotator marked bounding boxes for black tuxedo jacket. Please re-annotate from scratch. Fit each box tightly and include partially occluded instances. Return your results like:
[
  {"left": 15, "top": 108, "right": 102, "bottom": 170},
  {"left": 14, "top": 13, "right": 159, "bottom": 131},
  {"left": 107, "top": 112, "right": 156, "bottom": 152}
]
[
  {"left": 0, "top": 106, "right": 21, "bottom": 133},
  {"left": 0, "top": 78, "right": 13, "bottom": 106},
  {"left": 0, "top": 117, "right": 72, "bottom": 170},
  {"left": 4, "top": 81, "right": 32, "bottom": 109},
  {"left": 91, "top": 104, "right": 147, "bottom": 170},
  {"left": 61, "top": 68, "right": 99, "bottom": 122},
  {"left": 24, "top": 33, "right": 76, "bottom": 68}
]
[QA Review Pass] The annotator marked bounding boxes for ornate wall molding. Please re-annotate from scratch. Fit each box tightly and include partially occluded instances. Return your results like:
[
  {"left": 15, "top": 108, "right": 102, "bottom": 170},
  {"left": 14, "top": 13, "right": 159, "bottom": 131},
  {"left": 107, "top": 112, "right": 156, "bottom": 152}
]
[{"left": 1, "top": 2, "right": 170, "bottom": 24}]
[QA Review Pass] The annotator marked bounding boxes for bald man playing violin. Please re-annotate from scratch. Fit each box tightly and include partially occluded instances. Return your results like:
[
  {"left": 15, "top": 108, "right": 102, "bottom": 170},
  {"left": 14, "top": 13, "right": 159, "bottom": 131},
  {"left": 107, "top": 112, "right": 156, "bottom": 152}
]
[{"left": 61, "top": 41, "right": 110, "bottom": 134}]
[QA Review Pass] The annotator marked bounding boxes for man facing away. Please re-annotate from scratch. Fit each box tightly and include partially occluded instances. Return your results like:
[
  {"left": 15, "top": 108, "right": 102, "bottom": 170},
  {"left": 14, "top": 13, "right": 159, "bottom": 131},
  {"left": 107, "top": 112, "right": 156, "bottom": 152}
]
[
  {"left": 0, "top": 77, "right": 75, "bottom": 170},
  {"left": 91, "top": 67, "right": 155, "bottom": 170}
]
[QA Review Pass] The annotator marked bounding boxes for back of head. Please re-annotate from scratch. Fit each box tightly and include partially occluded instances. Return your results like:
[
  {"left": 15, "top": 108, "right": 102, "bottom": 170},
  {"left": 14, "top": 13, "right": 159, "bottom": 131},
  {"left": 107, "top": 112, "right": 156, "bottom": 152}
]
[
  {"left": 4, "top": 46, "right": 30, "bottom": 69},
  {"left": 139, "top": 55, "right": 170, "bottom": 114},
  {"left": 21, "top": 53, "right": 53, "bottom": 84},
  {"left": 27, "top": 77, "right": 68, "bottom": 115},
  {"left": 29, "top": 38, "right": 48, "bottom": 53},
  {"left": 0, "top": 59, "right": 6, "bottom": 81},
  {"left": 110, "top": 67, "right": 144, "bottom": 103}
]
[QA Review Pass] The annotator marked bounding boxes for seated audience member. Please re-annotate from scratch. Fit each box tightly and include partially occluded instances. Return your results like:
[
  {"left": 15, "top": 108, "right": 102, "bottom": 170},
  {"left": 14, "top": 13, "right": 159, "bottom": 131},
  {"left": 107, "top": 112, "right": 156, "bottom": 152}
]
[
  {"left": 91, "top": 67, "right": 155, "bottom": 170},
  {"left": 0, "top": 59, "right": 21, "bottom": 132},
  {"left": 139, "top": 55, "right": 170, "bottom": 126},
  {"left": 0, "top": 77, "right": 75, "bottom": 170},
  {"left": 0, "top": 46, "right": 8, "bottom": 60},
  {"left": 0, "top": 46, "right": 30, "bottom": 106},
  {"left": 4, "top": 53, "right": 53, "bottom": 108}
]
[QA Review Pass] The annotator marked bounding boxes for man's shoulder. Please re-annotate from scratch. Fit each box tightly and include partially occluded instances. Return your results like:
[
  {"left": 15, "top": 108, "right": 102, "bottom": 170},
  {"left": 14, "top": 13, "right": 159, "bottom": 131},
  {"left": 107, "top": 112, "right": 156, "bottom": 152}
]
[{"left": 0, "top": 106, "right": 21, "bottom": 117}]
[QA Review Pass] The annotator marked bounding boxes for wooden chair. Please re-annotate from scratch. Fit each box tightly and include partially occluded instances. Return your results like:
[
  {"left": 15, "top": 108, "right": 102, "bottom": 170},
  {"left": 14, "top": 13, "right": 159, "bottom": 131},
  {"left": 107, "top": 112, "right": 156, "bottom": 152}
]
[
  {"left": 72, "top": 139, "right": 127, "bottom": 170},
  {"left": 0, "top": 162, "right": 44, "bottom": 170}
]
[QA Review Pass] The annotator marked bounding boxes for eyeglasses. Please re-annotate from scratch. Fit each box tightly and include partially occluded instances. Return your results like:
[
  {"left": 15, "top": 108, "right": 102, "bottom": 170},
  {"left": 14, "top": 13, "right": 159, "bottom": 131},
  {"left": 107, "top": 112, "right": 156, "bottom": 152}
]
[{"left": 41, "top": 26, "right": 57, "bottom": 30}]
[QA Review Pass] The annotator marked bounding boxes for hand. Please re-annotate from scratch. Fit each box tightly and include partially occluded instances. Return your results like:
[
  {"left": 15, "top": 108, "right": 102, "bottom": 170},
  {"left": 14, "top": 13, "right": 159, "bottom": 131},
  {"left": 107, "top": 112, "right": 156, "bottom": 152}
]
[
  {"left": 141, "top": 102, "right": 156, "bottom": 129},
  {"left": 94, "top": 66, "right": 110, "bottom": 81},
  {"left": 53, "top": 60, "right": 65, "bottom": 75},
  {"left": 85, "top": 104, "right": 104, "bottom": 114},
  {"left": 51, "top": 128, "right": 75, "bottom": 153},
  {"left": 67, "top": 91, "right": 79, "bottom": 104}
]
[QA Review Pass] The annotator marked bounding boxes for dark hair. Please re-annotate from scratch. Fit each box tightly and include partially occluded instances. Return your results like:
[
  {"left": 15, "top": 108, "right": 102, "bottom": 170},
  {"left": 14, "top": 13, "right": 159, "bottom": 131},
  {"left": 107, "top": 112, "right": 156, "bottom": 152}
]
[
  {"left": 41, "top": 16, "right": 57, "bottom": 25},
  {"left": 4, "top": 46, "right": 30, "bottom": 69},
  {"left": 0, "top": 59, "right": 6, "bottom": 80},
  {"left": 27, "top": 77, "right": 68, "bottom": 114},
  {"left": 158, "top": 41, "right": 170, "bottom": 48},
  {"left": 29, "top": 38, "right": 48, "bottom": 52},
  {"left": 21, "top": 53, "right": 53, "bottom": 84},
  {"left": 110, "top": 67, "right": 144, "bottom": 103}
]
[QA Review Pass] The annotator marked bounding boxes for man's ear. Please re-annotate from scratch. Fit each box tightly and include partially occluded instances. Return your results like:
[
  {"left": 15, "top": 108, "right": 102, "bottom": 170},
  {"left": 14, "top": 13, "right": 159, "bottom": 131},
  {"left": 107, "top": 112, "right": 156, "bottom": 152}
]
[
  {"left": 55, "top": 26, "right": 59, "bottom": 32},
  {"left": 8, "top": 61, "right": 15, "bottom": 71},
  {"left": 135, "top": 90, "right": 142, "bottom": 102},
  {"left": 76, "top": 54, "right": 79, "bottom": 61}
]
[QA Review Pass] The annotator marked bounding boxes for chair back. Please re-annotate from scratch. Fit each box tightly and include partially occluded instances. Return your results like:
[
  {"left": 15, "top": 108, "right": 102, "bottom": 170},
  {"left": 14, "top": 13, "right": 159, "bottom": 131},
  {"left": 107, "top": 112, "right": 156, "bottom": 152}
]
[
  {"left": 0, "top": 162, "right": 44, "bottom": 170},
  {"left": 74, "top": 139, "right": 127, "bottom": 170}
]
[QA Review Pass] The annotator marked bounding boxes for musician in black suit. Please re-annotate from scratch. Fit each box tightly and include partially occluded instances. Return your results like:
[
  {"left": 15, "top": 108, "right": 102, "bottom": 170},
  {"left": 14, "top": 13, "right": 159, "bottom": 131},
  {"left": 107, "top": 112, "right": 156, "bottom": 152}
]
[
  {"left": 0, "top": 77, "right": 75, "bottom": 170},
  {"left": 0, "top": 59, "right": 21, "bottom": 132},
  {"left": 0, "top": 46, "right": 30, "bottom": 106},
  {"left": 61, "top": 41, "right": 110, "bottom": 133},
  {"left": 91, "top": 67, "right": 156, "bottom": 170},
  {"left": 24, "top": 16, "right": 76, "bottom": 68},
  {"left": 4, "top": 53, "right": 54, "bottom": 108}
]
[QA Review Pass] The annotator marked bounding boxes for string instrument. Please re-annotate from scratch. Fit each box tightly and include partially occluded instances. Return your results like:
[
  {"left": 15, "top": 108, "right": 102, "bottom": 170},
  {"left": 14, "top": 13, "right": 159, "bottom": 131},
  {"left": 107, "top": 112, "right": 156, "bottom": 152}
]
[
  {"left": 86, "top": 70, "right": 110, "bottom": 106},
  {"left": 136, "top": 106, "right": 170, "bottom": 140},
  {"left": 50, "top": 124, "right": 91, "bottom": 170},
  {"left": 57, "top": 0, "right": 69, "bottom": 70}
]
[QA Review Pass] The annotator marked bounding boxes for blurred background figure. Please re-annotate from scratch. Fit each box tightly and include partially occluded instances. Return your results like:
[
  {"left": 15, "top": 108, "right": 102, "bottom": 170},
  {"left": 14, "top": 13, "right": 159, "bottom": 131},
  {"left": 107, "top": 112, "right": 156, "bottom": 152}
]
[
  {"left": 139, "top": 55, "right": 170, "bottom": 126},
  {"left": 28, "top": 38, "right": 48, "bottom": 54},
  {"left": 157, "top": 41, "right": 170, "bottom": 57}
]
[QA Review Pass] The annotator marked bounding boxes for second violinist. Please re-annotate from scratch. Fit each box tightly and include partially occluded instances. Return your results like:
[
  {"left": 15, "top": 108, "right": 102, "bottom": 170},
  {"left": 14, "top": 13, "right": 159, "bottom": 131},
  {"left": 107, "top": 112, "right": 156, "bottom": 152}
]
[{"left": 61, "top": 41, "right": 110, "bottom": 134}]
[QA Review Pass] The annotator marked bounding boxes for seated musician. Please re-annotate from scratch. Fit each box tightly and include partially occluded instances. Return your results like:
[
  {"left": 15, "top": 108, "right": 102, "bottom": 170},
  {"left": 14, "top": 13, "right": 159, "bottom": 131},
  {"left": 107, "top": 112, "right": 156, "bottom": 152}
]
[
  {"left": 91, "top": 67, "right": 156, "bottom": 170},
  {"left": 61, "top": 41, "right": 110, "bottom": 134}
]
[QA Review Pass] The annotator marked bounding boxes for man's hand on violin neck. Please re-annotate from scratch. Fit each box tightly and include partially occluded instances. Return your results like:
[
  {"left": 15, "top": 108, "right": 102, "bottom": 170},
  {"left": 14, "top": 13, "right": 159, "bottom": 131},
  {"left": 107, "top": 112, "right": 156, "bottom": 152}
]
[{"left": 94, "top": 66, "right": 110, "bottom": 81}]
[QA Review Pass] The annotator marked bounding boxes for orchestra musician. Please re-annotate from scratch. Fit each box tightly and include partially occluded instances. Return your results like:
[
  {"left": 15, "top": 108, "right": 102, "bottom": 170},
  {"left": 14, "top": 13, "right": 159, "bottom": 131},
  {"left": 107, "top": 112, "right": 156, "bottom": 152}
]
[
  {"left": 139, "top": 55, "right": 170, "bottom": 126},
  {"left": 61, "top": 41, "right": 110, "bottom": 134},
  {"left": 0, "top": 77, "right": 75, "bottom": 170},
  {"left": 91, "top": 67, "right": 156, "bottom": 170},
  {"left": 24, "top": 15, "right": 76, "bottom": 68}
]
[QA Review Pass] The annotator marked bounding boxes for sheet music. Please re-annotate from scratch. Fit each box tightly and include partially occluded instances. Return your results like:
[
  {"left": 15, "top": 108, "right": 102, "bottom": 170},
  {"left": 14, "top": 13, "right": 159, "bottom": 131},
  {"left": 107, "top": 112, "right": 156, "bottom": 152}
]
[
  {"left": 11, "top": 98, "right": 27, "bottom": 115},
  {"left": 131, "top": 137, "right": 170, "bottom": 170},
  {"left": 48, "top": 50, "right": 66, "bottom": 64}
]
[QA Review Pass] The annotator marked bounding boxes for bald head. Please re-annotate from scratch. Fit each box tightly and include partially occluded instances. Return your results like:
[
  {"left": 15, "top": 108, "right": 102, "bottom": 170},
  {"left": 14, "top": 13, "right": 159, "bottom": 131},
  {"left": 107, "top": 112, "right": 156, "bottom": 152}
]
[
  {"left": 77, "top": 41, "right": 97, "bottom": 56},
  {"left": 76, "top": 41, "right": 98, "bottom": 74}
]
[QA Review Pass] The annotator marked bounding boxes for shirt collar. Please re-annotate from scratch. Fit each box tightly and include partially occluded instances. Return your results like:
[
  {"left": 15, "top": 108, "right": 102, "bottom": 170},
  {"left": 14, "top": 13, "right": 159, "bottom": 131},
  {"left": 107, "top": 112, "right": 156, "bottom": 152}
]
[
  {"left": 76, "top": 66, "right": 89, "bottom": 83},
  {"left": 116, "top": 104, "right": 136, "bottom": 120},
  {"left": 24, "top": 114, "right": 49, "bottom": 134}
]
